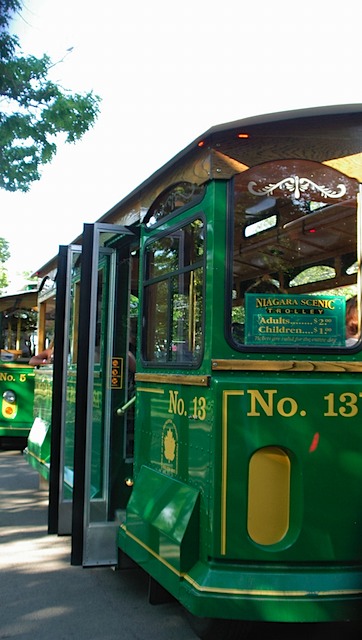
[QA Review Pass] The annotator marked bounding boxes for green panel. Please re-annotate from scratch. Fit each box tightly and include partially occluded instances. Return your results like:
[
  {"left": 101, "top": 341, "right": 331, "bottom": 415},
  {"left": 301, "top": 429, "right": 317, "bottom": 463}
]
[
  {"left": 88, "top": 369, "right": 106, "bottom": 501},
  {"left": 179, "top": 560, "right": 362, "bottom": 622},
  {"left": 63, "top": 368, "right": 76, "bottom": 494},
  {"left": 0, "top": 365, "right": 35, "bottom": 437},
  {"left": 24, "top": 416, "right": 51, "bottom": 480},
  {"left": 213, "top": 374, "right": 362, "bottom": 563},
  {"left": 25, "top": 367, "right": 53, "bottom": 479},
  {"left": 60, "top": 368, "right": 105, "bottom": 499},
  {"left": 121, "top": 465, "right": 200, "bottom": 573}
]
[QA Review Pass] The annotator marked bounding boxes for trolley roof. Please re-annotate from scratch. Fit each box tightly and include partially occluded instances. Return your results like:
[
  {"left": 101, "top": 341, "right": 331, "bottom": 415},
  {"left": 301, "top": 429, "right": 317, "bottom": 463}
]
[
  {"left": 34, "top": 103, "right": 362, "bottom": 278},
  {"left": 0, "top": 288, "right": 38, "bottom": 313}
]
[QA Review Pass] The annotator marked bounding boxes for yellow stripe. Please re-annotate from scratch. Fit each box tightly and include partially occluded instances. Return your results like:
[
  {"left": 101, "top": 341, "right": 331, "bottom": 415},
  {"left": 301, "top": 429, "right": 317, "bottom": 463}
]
[
  {"left": 121, "top": 525, "right": 180, "bottom": 576},
  {"left": 120, "top": 525, "right": 362, "bottom": 597},
  {"left": 137, "top": 387, "right": 165, "bottom": 394},
  {"left": 25, "top": 449, "right": 49, "bottom": 466}
]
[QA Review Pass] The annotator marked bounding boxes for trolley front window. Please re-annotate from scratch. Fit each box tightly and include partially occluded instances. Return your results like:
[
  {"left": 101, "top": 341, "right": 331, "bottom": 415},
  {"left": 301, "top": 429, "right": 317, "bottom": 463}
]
[
  {"left": 142, "top": 218, "right": 204, "bottom": 365},
  {"left": 230, "top": 159, "right": 360, "bottom": 350}
]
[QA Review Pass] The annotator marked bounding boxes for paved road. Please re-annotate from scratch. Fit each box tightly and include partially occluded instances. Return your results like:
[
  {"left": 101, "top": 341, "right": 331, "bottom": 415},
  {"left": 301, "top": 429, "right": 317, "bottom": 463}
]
[
  {"left": 1, "top": 449, "right": 361, "bottom": 639},
  {"left": 0, "top": 450, "right": 197, "bottom": 639}
]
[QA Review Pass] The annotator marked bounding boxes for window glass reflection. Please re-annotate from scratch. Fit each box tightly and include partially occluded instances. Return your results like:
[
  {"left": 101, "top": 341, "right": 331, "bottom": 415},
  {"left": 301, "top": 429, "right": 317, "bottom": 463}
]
[
  {"left": 144, "top": 219, "right": 204, "bottom": 365},
  {"left": 231, "top": 160, "right": 359, "bottom": 349}
]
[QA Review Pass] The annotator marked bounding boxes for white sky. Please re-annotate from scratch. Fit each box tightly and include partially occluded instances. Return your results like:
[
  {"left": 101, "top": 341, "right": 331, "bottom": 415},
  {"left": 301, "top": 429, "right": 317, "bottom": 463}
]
[{"left": 1, "top": 0, "right": 362, "bottom": 288}]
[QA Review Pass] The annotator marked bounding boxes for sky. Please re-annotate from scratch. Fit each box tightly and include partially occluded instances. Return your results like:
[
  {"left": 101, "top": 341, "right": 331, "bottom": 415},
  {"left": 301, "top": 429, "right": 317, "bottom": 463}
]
[{"left": 1, "top": 0, "right": 362, "bottom": 289}]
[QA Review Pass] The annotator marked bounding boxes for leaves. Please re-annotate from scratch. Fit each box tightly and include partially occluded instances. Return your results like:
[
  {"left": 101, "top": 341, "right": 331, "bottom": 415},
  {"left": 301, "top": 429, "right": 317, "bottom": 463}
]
[
  {"left": 0, "top": 0, "right": 101, "bottom": 192},
  {"left": 0, "top": 237, "right": 10, "bottom": 263},
  {"left": 0, "top": 237, "right": 10, "bottom": 291}
]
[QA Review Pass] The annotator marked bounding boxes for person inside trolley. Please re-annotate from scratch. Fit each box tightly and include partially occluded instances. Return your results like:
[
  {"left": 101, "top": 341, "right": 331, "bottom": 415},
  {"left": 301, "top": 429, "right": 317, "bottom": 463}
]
[
  {"left": 345, "top": 295, "right": 359, "bottom": 346},
  {"left": 29, "top": 340, "right": 54, "bottom": 365}
]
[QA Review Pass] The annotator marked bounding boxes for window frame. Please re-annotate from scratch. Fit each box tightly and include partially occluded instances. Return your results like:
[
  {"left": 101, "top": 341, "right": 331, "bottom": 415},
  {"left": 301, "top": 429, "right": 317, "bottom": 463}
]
[
  {"left": 226, "top": 170, "right": 361, "bottom": 355},
  {"left": 141, "top": 214, "right": 206, "bottom": 368}
]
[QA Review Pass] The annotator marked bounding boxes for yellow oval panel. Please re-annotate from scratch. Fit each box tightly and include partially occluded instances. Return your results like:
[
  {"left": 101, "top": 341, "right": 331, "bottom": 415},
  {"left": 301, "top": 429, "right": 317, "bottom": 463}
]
[{"left": 247, "top": 446, "right": 290, "bottom": 545}]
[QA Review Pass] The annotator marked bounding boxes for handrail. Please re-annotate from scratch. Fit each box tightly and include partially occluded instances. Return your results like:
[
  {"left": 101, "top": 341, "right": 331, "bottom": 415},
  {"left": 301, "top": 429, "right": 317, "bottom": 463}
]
[{"left": 116, "top": 395, "right": 136, "bottom": 416}]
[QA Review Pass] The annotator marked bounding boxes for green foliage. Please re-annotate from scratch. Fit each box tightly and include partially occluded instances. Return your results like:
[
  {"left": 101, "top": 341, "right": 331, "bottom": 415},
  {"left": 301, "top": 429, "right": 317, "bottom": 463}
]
[
  {"left": 0, "top": 271, "right": 8, "bottom": 292},
  {"left": 0, "top": 237, "right": 10, "bottom": 263},
  {"left": 0, "top": 236, "right": 10, "bottom": 291},
  {"left": 0, "top": 0, "right": 101, "bottom": 192}
]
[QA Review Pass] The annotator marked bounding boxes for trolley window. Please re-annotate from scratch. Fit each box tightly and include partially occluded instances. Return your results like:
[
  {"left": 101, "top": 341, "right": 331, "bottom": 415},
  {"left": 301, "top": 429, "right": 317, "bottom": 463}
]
[
  {"left": 38, "top": 292, "right": 56, "bottom": 353},
  {"left": 142, "top": 218, "right": 204, "bottom": 365},
  {"left": 230, "top": 159, "right": 360, "bottom": 350}
]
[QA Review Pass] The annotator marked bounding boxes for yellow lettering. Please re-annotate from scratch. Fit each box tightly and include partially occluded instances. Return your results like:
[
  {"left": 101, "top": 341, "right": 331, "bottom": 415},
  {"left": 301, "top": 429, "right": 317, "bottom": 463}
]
[
  {"left": 168, "top": 390, "right": 178, "bottom": 414},
  {"left": 277, "top": 397, "right": 298, "bottom": 417},
  {"left": 168, "top": 390, "right": 185, "bottom": 416},
  {"left": 0, "top": 372, "right": 15, "bottom": 382},
  {"left": 247, "top": 389, "right": 277, "bottom": 416}
]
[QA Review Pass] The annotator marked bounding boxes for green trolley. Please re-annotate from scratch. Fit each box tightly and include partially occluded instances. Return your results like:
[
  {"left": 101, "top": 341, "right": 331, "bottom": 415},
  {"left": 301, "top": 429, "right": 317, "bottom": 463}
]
[
  {"left": 30, "top": 105, "right": 362, "bottom": 637},
  {"left": 0, "top": 288, "right": 37, "bottom": 449}
]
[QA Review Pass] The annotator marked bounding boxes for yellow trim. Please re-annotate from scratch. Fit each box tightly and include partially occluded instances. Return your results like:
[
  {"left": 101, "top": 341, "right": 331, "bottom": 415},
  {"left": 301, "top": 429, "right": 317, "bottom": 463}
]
[
  {"left": 121, "top": 524, "right": 180, "bottom": 577},
  {"left": 212, "top": 359, "right": 362, "bottom": 373},
  {"left": 183, "top": 573, "right": 362, "bottom": 597},
  {"left": 25, "top": 449, "right": 49, "bottom": 466},
  {"left": 137, "top": 387, "right": 165, "bottom": 394},
  {"left": 0, "top": 362, "right": 34, "bottom": 368},
  {"left": 121, "top": 525, "right": 362, "bottom": 597},
  {"left": 0, "top": 364, "right": 35, "bottom": 374},
  {"left": 135, "top": 373, "right": 210, "bottom": 386}
]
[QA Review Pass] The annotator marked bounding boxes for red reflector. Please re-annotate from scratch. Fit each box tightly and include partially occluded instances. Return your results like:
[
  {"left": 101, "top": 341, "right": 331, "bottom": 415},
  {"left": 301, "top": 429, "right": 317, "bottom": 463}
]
[
  {"left": 308, "top": 228, "right": 316, "bottom": 233},
  {"left": 197, "top": 140, "right": 205, "bottom": 147}
]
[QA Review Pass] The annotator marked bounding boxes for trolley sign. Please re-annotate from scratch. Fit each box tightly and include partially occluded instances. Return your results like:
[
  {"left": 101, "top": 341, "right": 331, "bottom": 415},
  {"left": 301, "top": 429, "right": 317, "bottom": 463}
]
[{"left": 245, "top": 293, "right": 346, "bottom": 347}]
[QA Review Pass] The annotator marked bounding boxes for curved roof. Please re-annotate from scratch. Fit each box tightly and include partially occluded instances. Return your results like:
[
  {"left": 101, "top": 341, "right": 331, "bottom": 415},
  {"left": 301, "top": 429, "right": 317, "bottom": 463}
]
[{"left": 34, "top": 104, "right": 362, "bottom": 278}]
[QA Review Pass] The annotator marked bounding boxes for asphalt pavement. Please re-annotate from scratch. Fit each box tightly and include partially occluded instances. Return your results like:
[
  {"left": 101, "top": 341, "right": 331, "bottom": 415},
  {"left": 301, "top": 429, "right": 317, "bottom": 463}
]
[{"left": 0, "top": 449, "right": 197, "bottom": 639}]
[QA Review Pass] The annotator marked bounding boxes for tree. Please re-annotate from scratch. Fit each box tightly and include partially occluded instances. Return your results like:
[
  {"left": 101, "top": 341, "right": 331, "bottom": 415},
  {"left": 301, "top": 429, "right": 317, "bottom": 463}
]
[
  {"left": 0, "top": 0, "right": 101, "bottom": 192},
  {"left": 0, "top": 237, "right": 10, "bottom": 290}
]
